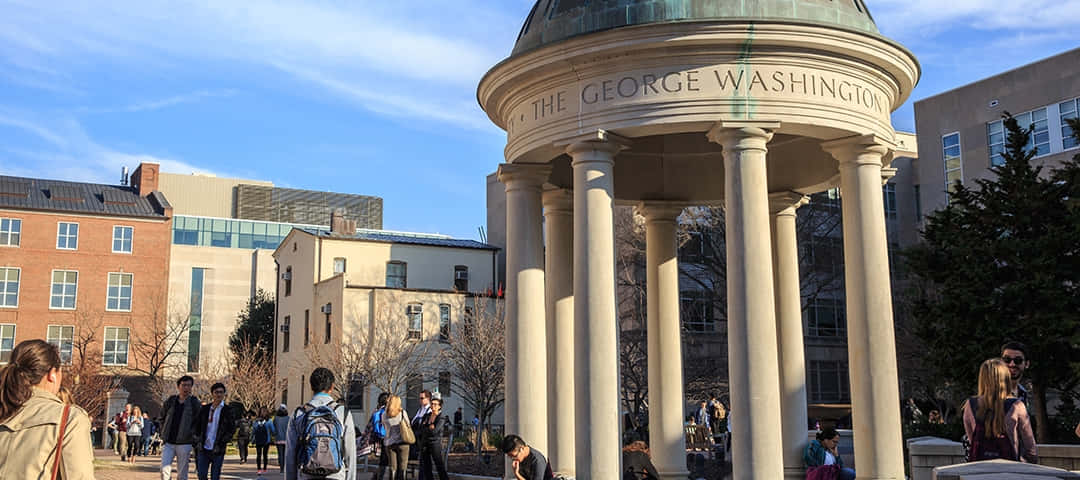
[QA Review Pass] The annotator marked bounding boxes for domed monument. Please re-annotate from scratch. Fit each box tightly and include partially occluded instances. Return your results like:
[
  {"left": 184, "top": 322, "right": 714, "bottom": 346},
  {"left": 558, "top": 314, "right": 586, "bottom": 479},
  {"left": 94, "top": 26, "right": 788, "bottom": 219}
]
[{"left": 478, "top": 1, "right": 919, "bottom": 479}]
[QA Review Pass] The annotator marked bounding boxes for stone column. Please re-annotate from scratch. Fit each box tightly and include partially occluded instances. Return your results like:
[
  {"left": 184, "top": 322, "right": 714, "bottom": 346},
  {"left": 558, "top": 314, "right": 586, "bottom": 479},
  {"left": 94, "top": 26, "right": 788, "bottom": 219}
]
[
  {"left": 707, "top": 121, "right": 785, "bottom": 480},
  {"left": 543, "top": 188, "right": 575, "bottom": 477},
  {"left": 497, "top": 163, "right": 552, "bottom": 460},
  {"left": 822, "top": 134, "right": 904, "bottom": 480},
  {"left": 769, "top": 192, "right": 811, "bottom": 480},
  {"left": 639, "top": 202, "right": 689, "bottom": 480},
  {"left": 566, "top": 131, "right": 628, "bottom": 480}
]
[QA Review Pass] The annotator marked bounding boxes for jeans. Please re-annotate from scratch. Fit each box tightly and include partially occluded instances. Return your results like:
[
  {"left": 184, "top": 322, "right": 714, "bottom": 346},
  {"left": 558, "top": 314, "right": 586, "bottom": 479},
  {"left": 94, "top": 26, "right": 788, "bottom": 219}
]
[
  {"left": 127, "top": 434, "right": 142, "bottom": 459},
  {"left": 160, "top": 443, "right": 194, "bottom": 480},
  {"left": 275, "top": 443, "right": 286, "bottom": 472},
  {"left": 386, "top": 443, "right": 409, "bottom": 480},
  {"left": 237, "top": 437, "right": 249, "bottom": 463},
  {"left": 196, "top": 448, "right": 225, "bottom": 480},
  {"left": 255, "top": 443, "right": 271, "bottom": 470},
  {"left": 142, "top": 435, "right": 153, "bottom": 456},
  {"left": 839, "top": 467, "right": 856, "bottom": 480}
]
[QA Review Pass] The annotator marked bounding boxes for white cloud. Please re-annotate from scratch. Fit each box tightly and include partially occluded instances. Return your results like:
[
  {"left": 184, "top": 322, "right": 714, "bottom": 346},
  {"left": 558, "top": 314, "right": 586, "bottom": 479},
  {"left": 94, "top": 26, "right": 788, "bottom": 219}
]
[
  {"left": 80, "top": 89, "right": 239, "bottom": 114},
  {"left": 873, "top": 0, "right": 1080, "bottom": 36}
]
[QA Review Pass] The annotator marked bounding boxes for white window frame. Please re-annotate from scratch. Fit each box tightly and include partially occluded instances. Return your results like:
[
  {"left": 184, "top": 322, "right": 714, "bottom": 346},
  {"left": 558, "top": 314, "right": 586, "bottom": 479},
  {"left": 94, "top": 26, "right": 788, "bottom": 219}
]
[
  {"left": 49, "top": 269, "right": 78, "bottom": 310},
  {"left": 0, "top": 267, "right": 19, "bottom": 308},
  {"left": 56, "top": 221, "right": 79, "bottom": 250},
  {"left": 406, "top": 303, "right": 423, "bottom": 340},
  {"left": 333, "top": 257, "right": 346, "bottom": 275},
  {"left": 0, "top": 323, "right": 15, "bottom": 364},
  {"left": 987, "top": 107, "right": 1050, "bottom": 166},
  {"left": 112, "top": 225, "right": 134, "bottom": 254},
  {"left": 106, "top": 272, "right": 133, "bottom": 312},
  {"left": 47, "top": 324, "right": 75, "bottom": 364},
  {"left": 942, "top": 132, "right": 963, "bottom": 196},
  {"left": 102, "top": 326, "right": 129, "bottom": 366},
  {"left": 0, "top": 218, "right": 21, "bottom": 247},
  {"left": 1061, "top": 97, "right": 1080, "bottom": 151}
]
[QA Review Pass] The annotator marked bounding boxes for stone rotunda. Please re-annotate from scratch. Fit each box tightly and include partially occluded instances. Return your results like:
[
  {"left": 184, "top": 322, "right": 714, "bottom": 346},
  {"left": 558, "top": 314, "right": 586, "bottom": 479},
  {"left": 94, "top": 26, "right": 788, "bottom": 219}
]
[{"left": 478, "top": 1, "right": 920, "bottom": 479}]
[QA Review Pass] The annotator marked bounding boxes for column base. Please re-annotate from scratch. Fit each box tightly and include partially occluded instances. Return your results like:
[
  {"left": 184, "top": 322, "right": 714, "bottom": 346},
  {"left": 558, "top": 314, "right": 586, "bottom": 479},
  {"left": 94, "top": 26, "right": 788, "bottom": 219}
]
[
  {"left": 784, "top": 466, "right": 807, "bottom": 480},
  {"left": 658, "top": 469, "right": 691, "bottom": 480}
]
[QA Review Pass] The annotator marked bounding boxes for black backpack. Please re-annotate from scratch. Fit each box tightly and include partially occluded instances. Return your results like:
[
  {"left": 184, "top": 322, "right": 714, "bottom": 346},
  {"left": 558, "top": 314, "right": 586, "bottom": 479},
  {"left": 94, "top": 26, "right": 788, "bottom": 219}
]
[{"left": 967, "top": 397, "right": 1019, "bottom": 462}]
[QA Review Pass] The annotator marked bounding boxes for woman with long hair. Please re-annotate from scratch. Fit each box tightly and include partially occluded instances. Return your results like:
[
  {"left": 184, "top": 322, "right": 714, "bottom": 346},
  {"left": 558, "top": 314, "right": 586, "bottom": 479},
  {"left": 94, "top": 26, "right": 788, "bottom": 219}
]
[
  {"left": 621, "top": 440, "right": 660, "bottom": 480},
  {"left": 963, "top": 358, "right": 1037, "bottom": 462},
  {"left": 126, "top": 405, "right": 144, "bottom": 463},
  {"left": 381, "top": 395, "right": 411, "bottom": 480},
  {"left": 804, "top": 427, "right": 855, "bottom": 480},
  {"left": 0, "top": 339, "right": 94, "bottom": 479}
]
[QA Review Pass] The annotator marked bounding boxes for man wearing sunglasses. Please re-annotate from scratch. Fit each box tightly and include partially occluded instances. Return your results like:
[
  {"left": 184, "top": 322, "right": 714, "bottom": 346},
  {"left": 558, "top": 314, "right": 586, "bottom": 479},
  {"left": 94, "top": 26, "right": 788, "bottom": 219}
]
[{"left": 1000, "top": 341, "right": 1030, "bottom": 406}]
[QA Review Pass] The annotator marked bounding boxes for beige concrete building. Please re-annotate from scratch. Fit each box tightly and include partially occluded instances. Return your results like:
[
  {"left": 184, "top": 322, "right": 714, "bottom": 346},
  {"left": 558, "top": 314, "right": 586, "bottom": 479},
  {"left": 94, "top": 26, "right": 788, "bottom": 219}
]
[
  {"left": 273, "top": 220, "right": 499, "bottom": 421},
  {"left": 479, "top": 1, "right": 919, "bottom": 478},
  {"left": 914, "top": 47, "right": 1080, "bottom": 220}
]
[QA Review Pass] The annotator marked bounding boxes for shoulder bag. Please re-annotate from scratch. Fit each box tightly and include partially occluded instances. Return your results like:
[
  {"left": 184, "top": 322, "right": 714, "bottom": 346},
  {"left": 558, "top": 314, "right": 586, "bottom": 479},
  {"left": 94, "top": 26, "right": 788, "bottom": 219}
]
[
  {"left": 51, "top": 404, "right": 72, "bottom": 480},
  {"left": 399, "top": 413, "right": 416, "bottom": 445}
]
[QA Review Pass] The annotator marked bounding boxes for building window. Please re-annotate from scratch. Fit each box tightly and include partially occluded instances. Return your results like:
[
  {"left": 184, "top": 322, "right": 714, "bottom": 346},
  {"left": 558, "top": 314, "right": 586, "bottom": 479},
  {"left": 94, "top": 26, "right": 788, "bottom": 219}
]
[
  {"left": 679, "top": 231, "right": 713, "bottom": 264},
  {"left": 188, "top": 268, "right": 205, "bottom": 372},
  {"left": 0, "top": 324, "right": 14, "bottom": 363},
  {"left": 1062, "top": 97, "right": 1080, "bottom": 150},
  {"left": 809, "top": 360, "right": 850, "bottom": 404},
  {"left": 882, "top": 183, "right": 897, "bottom": 220},
  {"left": 47, "top": 325, "right": 74, "bottom": 364},
  {"left": 942, "top": 133, "right": 962, "bottom": 194},
  {"left": 284, "top": 266, "right": 292, "bottom": 296},
  {"left": 282, "top": 316, "right": 291, "bottom": 352},
  {"left": 106, "top": 273, "right": 133, "bottom": 312},
  {"left": 988, "top": 108, "right": 1049, "bottom": 166},
  {"left": 454, "top": 265, "right": 469, "bottom": 291},
  {"left": 103, "top": 327, "right": 129, "bottom": 366},
  {"left": 304, "top": 309, "right": 310, "bottom": 347},
  {"left": 324, "top": 305, "right": 332, "bottom": 344},
  {"left": 387, "top": 261, "right": 407, "bottom": 288},
  {"left": 56, "top": 222, "right": 79, "bottom": 250},
  {"left": 406, "top": 303, "right": 423, "bottom": 340},
  {"left": 0, "top": 218, "right": 21, "bottom": 246},
  {"left": 439, "top": 304, "right": 451, "bottom": 343},
  {"left": 347, "top": 375, "right": 365, "bottom": 409},
  {"left": 113, "top": 226, "right": 134, "bottom": 253},
  {"left": 807, "top": 235, "right": 844, "bottom": 277},
  {"left": 0, "top": 267, "right": 19, "bottom": 307},
  {"left": 439, "top": 371, "right": 452, "bottom": 398},
  {"left": 50, "top": 270, "right": 78, "bottom": 310},
  {"left": 333, "top": 257, "right": 346, "bottom": 275},
  {"left": 805, "top": 298, "right": 846, "bottom": 337},
  {"left": 680, "top": 290, "right": 714, "bottom": 332},
  {"left": 406, "top": 376, "right": 423, "bottom": 414},
  {"left": 913, "top": 185, "right": 922, "bottom": 222}
]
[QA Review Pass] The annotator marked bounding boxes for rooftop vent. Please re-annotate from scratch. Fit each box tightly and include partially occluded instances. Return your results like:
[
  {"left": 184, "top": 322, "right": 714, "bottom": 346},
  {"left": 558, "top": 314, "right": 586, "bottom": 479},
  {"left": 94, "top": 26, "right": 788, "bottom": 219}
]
[
  {"left": 48, "top": 185, "right": 83, "bottom": 202},
  {"left": 102, "top": 188, "right": 136, "bottom": 206},
  {"left": 0, "top": 180, "right": 30, "bottom": 198}
]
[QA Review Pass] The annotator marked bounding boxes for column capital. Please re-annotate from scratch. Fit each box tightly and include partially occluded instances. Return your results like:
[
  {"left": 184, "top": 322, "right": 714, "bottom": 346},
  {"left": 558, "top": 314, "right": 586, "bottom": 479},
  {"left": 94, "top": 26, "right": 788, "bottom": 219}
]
[
  {"left": 881, "top": 167, "right": 898, "bottom": 185},
  {"left": 706, "top": 120, "right": 781, "bottom": 152},
  {"left": 636, "top": 201, "right": 685, "bottom": 224},
  {"left": 542, "top": 187, "right": 574, "bottom": 214},
  {"left": 820, "top": 134, "right": 893, "bottom": 167},
  {"left": 558, "top": 129, "right": 632, "bottom": 157},
  {"left": 768, "top": 192, "right": 809, "bottom": 216},
  {"left": 498, "top": 163, "right": 553, "bottom": 191}
]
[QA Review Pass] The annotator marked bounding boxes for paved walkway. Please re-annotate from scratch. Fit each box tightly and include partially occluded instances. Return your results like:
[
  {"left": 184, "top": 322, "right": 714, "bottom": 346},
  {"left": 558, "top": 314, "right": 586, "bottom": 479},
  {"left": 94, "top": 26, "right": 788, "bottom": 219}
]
[{"left": 94, "top": 448, "right": 285, "bottom": 480}]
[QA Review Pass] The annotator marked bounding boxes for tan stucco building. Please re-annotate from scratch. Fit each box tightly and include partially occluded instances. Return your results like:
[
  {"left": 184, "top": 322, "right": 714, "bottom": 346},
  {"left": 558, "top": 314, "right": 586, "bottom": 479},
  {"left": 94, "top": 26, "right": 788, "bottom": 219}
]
[{"left": 273, "top": 221, "right": 499, "bottom": 421}]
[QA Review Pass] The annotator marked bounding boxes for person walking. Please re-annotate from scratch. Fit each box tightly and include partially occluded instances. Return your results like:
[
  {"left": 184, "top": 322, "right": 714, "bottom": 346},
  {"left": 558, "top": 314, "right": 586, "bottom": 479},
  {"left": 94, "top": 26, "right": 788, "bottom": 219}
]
[
  {"left": 286, "top": 367, "right": 357, "bottom": 480},
  {"left": 105, "top": 412, "right": 116, "bottom": 451},
  {"left": 194, "top": 382, "right": 236, "bottom": 480},
  {"left": 382, "top": 395, "right": 411, "bottom": 480},
  {"left": 252, "top": 408, "right": 276, "bottom": 474},
  {"left": 272, "top": 404, "right": 290, "bottom": 473},
  {"left": 963, "top": 358, "right": 1037, "bottom": 463},
  {"left": 0, "top": 339, "right": 94, "bottom": 479},
  {"left": 418, "top": 394, "right": 449, "bottom": 480},
  {"left": 126, "top": 405, "right": 144, "bottom": 464},
  {"left": 236, "top": 410, "right": 253, "bottom": 465},
  {"left": 368, "top": 393, "right": 389, "bottom": 480},
  {"left": 110, "top": 406, "right": 130, "bottom": 459},
  {"left": 141, "top": 413, "right": 156, "bottom": 456},
  {"left": 160, "top": 375, "right": 201, "bottom": 480}
]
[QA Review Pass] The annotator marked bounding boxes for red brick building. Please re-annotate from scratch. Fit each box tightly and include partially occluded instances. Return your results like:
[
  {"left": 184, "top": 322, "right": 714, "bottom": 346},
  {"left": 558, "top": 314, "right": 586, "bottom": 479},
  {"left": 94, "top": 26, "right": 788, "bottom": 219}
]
[{"left": 0, "top": 163, "right": 172, "bottom": 411}]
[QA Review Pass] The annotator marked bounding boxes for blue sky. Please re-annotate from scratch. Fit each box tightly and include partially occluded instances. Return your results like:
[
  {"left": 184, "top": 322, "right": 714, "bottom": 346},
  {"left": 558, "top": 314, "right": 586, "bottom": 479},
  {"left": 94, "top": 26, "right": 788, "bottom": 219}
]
[{"left": 1, "top": 0, "right": 1077, "bottom": 239}]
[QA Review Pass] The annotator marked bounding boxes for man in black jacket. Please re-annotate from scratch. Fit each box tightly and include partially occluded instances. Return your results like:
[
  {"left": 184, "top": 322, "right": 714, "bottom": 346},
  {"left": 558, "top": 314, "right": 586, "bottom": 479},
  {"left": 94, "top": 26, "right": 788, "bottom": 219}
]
[
  {"left": 160, "top": 375, "right": 201, "bottom": 480},
  {"left": 419, "top": 394, "right": 449, "bottom": 480},
  {"left": 193, "top": 383, "right": 236, "bottom": 480}
]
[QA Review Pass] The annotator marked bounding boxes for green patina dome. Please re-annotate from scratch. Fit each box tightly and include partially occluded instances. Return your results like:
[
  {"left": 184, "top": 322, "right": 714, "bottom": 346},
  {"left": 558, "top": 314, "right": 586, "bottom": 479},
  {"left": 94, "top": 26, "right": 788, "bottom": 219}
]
[{"left": 513, "top": 0, "right": 880, "bottom": 55}]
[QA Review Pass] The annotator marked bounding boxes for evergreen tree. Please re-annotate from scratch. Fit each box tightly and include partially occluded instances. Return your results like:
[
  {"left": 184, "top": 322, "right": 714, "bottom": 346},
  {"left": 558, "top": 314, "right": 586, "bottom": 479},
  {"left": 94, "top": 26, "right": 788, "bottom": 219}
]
[
  {"left": 903, "top": 113, "right": 1080, "bottom": 442},
  {"left": 229, "top": 288, "right": 276, "bottom": 364}
]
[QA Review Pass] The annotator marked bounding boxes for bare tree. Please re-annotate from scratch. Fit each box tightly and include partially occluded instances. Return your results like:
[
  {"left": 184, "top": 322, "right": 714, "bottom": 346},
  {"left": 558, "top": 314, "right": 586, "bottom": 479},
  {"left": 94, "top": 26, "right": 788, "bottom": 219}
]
[
  {"left": 443, "top": 297, "right": 504, "bottom": 430},
  {"left": 130, "top": 289, "right": 189, "bottom": 392},
  {"left": 615, "top": 207, "right": 651, "bottom": 431},
  {"left": 63, "top": 307, "right": 121, "bottom": 418},
  {"left": 229, "top": 339, "right": 279, "bottom": 413}
]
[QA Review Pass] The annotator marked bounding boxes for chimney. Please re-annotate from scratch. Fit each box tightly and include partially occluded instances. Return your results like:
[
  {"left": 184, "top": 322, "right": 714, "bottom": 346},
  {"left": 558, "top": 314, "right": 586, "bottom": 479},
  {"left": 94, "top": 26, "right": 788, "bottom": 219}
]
[
  {"left": 130, "top": 162, "right": 160, "bottom": 196},
  {"left": 330, "top": 208, "right": 356, "bottom": 235}
]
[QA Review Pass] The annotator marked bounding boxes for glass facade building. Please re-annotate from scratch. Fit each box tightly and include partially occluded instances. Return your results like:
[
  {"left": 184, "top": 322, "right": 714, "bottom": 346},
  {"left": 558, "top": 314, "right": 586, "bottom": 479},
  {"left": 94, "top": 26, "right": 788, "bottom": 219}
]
[{"left": 172, "top": 215, "right": 332, "bottom": 250}]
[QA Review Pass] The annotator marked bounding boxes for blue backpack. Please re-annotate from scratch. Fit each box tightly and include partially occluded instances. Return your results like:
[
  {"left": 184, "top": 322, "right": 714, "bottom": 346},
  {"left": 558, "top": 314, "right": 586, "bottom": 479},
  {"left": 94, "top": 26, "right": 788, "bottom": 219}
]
[{"left": 296, "top": 402, "right": 346, "bottom": 477}]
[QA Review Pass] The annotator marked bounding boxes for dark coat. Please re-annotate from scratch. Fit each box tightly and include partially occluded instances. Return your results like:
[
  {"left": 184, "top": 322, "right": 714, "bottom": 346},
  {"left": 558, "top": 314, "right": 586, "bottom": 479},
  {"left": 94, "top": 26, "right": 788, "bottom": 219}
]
[
  {"left": 160, "top": 394, "right": 201, "bottom": 445},
  {"left": 622, "top": 451, "right": 660, "bottom": 480},
  {"left": 193, "top": 403, "right": 236, "bottom": 456},
  {"left": 419, "top": 411, "right": 449, "bottom": 445}
]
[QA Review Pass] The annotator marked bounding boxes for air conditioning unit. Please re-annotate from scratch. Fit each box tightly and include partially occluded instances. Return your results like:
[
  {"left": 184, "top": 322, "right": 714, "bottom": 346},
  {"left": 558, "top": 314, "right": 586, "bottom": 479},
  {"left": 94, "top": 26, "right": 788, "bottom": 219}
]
[
  {"left": 455, "top": 270, "right": 469, "bottom": 280},
  {"left": 281, "top": 271, "right": 291, "bottom": 281},
  {"left": 320, "top": 303, "right": 332, "bottom": 314}
]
